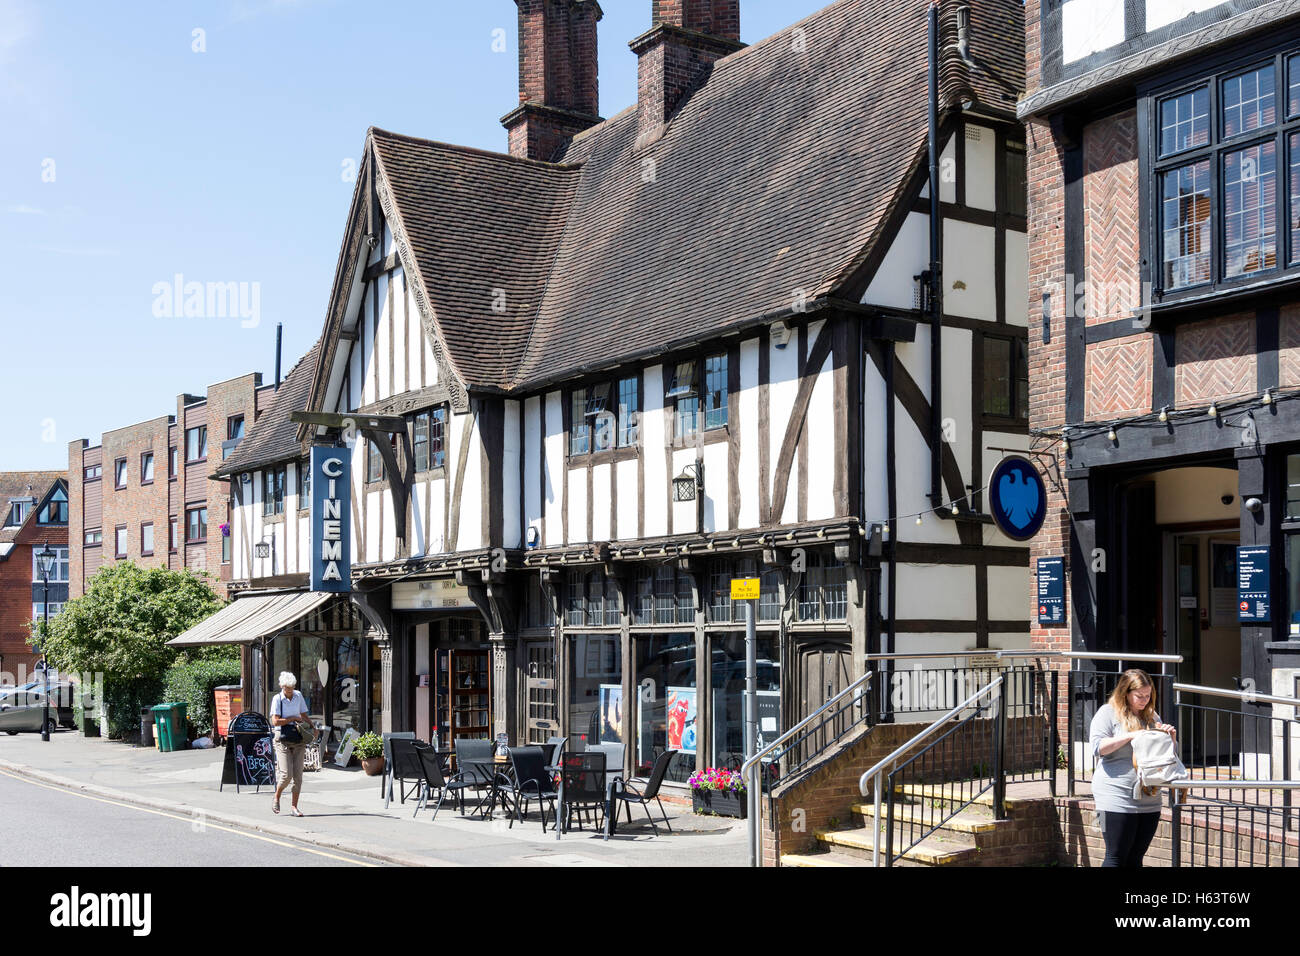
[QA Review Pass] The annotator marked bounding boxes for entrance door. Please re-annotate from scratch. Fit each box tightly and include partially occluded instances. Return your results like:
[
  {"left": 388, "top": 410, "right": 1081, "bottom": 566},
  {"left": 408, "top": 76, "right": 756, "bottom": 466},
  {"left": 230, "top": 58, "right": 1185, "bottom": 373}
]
[
  {"left": 523, "top": 642, "right": 558, "bottom": 745},
  {"left": 439, "top": 648, "right": 490, "bottom": 745},
  {"left": 794, "top": 640, "right": 851, "bottom": 763}
]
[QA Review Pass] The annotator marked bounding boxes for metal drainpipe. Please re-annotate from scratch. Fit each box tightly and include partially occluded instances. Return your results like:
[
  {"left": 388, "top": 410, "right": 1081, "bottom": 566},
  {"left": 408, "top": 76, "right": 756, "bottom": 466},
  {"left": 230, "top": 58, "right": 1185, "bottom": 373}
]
[{"left": 927, "top": 0, "right": 944, "bottom": 507}]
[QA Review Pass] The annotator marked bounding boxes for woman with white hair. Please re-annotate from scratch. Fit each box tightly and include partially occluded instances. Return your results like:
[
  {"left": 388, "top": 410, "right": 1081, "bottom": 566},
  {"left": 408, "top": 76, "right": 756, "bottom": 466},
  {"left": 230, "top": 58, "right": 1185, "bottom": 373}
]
[{"left": 270, "top": 671, "right": 311, "bottom": 816}]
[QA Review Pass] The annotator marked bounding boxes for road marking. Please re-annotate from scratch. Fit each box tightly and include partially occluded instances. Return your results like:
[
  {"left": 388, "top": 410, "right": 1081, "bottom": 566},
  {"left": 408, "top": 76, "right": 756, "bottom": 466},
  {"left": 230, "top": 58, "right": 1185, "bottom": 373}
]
[{"left": 0, "top": 768, "right": 375, "bottom": 866}]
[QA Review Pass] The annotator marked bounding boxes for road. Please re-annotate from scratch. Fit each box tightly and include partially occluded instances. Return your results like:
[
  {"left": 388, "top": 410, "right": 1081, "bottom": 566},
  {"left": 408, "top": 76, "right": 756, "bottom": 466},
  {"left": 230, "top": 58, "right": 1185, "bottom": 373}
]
[{"left": 0, "top": 768, "right": 382, "bottom": 866}]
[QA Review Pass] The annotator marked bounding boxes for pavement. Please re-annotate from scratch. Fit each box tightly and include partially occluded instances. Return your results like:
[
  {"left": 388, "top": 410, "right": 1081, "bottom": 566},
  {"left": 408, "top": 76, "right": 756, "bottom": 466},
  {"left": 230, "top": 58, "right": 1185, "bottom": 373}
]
[{"left": 0, "top": 729, "right": 747, "bottom": 867}]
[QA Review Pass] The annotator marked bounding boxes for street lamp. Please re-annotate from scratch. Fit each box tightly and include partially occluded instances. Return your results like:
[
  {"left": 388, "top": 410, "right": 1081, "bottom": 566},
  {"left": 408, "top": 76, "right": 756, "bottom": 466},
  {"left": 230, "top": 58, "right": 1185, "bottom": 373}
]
[{"left": 35, "top": 541, "right": 55, "bottom": 742}]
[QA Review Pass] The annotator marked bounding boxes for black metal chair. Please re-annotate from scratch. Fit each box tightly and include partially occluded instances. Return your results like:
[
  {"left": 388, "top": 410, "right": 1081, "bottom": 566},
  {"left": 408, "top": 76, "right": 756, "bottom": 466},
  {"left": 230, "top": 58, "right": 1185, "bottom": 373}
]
[
  {"left": 385, "top": 737, "right": 424, "bottom": 809},
  {"left": 558, "top": 751, "right": 606, "bottom": 834},
  {"left": 500, "top": 746, "right": 558, "bottom": 831},
  {"left": 380, "top": 731, "right": 416, "bottom": 799},
  {"left": 454, "top": 738, "right": 498, "bottom": 816},
  {"left": 608, "top": 749, "right": 677, "bottom": 838},
  {"left": 412, "top": 742, "right": 475, "bottom": 821},
  {"left": 542, "top": 735, "right": 568, "bottom": 772}
]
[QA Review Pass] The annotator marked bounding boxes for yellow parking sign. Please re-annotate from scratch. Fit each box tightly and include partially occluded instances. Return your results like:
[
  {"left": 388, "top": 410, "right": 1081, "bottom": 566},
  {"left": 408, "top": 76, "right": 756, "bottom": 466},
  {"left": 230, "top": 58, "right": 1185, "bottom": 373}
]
[{"left": 730, "top": 578, "right": 760, "bottom": 600}]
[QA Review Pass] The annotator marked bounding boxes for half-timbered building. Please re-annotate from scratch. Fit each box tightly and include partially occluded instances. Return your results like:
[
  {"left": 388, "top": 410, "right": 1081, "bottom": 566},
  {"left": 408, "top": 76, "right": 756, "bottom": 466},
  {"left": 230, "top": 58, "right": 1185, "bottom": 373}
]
[{"left": 188, "top": 0, "right": 1031, "bottom": 785}]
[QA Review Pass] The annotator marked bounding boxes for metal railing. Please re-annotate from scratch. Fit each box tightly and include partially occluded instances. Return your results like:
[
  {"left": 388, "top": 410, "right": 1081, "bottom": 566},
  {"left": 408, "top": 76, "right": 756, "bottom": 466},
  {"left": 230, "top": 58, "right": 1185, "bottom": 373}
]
[
  {"left": 741, "top": 672, "right": 872, "bottom": 867},
  {"left": 1172, "top": 683, "right": 1298, "bottom": 818},
  {"left": 858, "top": 677, "right": 1003, "bottom": 866},
  {"left": 1164, "top": 781, "right": 1300, "bottom": 867},
  {"left": 1064, "top": 653, "right": 1182, "bottom": 793}
]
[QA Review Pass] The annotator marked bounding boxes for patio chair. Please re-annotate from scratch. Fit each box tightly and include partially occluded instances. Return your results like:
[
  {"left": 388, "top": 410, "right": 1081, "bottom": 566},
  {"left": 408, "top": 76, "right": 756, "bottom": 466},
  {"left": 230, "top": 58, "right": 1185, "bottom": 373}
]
[
  {"left": 454, "top": 738, "right": 497, "bottom": 815},
  {"left": 608, "top": 749, "right": 677, "bottom": 838},
  {"left": 558, "top": 751, "right": 606, "bottom": 834},
  {"left": 542, "top": 736, "right": 568, "bottom": 772},
  {"left": 500, "top": 746, "right": 558, "bottom": 831},
  {"left": 382, "top": 733, "right": 418, "bottom": 806},
  {"left": 412, "top": 742, "right": 475, "bottom": 822},
  {"left": 590, "top": 742, "right": 625, "bottom": 790}
]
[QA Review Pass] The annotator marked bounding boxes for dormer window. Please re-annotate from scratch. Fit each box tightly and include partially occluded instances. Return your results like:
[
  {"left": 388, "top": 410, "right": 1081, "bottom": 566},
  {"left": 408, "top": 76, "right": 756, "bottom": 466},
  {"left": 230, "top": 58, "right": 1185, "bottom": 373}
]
[{"left": 37, "top": 487, "right": 67, "bottom": 525}]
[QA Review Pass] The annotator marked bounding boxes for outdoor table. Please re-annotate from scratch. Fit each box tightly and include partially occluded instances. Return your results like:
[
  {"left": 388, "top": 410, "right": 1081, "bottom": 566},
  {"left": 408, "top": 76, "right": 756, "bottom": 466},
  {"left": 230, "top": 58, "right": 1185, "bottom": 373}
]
[{"left": 462, "top": 757, "right": 513, "bottom": 819}]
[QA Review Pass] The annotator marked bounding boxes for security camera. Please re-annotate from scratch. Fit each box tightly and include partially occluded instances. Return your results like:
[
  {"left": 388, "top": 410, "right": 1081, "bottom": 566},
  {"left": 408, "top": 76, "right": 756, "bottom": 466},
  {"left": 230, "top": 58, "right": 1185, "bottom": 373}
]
[
  {"left": 1245, "top": 497, "right": 1263, "bottom": 514},
  {"left": 1220, "top": 494, "right": 1234, "bottom": 506}
]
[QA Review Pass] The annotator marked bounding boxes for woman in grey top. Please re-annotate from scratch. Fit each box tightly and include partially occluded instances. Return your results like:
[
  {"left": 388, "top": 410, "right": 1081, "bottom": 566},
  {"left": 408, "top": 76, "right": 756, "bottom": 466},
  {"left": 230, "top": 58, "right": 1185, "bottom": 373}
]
[{"left": 1088, "top": 669, "right": 1176, "bottom": 867}]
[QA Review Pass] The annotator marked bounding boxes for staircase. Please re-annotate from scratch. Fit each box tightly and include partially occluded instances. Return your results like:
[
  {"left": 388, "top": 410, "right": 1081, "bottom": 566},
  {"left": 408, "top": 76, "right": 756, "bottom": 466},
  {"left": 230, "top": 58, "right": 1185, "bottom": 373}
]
[{"left": 783, "top": 784, "right": 1042, "bottom": 867}]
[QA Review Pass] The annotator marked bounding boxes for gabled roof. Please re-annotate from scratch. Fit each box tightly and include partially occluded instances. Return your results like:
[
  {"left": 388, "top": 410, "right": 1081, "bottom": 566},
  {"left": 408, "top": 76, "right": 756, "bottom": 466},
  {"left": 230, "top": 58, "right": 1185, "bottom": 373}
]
[
  {"left": 216, "top": 342, "right": 322, "bottom": 476},
  {"left": 307, "top": 0, "right": 1023, "bottom": 403},
  {"left": 0, "top": 471, "right": 66, "bottom": 547}
]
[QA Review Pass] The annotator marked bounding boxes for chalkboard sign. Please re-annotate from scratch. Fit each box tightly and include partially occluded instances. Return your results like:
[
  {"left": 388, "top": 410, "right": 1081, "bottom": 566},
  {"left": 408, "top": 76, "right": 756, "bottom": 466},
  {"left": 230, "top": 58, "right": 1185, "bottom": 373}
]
[{"left": 220, "top": 711, "right": 276, "bottom": 793}]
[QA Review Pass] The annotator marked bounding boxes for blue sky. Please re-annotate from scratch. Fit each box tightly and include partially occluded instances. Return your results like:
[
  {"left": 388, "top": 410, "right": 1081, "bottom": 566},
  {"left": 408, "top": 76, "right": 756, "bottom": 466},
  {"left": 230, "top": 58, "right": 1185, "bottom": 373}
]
[{"left": 0, "top": 0, "right": 832, "bottom": 470}]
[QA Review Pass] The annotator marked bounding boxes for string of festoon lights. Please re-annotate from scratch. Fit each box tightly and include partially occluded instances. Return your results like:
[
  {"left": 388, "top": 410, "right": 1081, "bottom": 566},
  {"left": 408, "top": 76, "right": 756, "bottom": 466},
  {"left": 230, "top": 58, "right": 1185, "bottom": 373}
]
[
  {"left": 1053, "top": 383, "right": 1298, "bottom": 453},
  {"left": 854, "top": 479, "right": 997, "bottom": 538}
]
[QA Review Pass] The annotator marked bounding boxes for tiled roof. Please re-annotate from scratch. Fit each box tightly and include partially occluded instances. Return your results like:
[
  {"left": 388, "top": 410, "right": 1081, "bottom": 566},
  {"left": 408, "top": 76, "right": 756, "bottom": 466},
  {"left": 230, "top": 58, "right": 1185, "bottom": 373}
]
[
  {"left": 327, "top": 0, "right": 1023, "bottom": 397},
  {"left": 215, "top": 342, "right": 321, "bottom": 476},
  {"left": 0, "top": 471, "right": 65, "bottom": 546}
]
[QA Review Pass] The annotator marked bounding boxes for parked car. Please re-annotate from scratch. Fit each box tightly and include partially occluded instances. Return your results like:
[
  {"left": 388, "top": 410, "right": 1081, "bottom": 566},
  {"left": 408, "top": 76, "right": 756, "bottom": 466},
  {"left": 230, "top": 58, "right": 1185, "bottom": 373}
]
[{"left": 0, "top": 681, "right": 78, "bottom": 734}]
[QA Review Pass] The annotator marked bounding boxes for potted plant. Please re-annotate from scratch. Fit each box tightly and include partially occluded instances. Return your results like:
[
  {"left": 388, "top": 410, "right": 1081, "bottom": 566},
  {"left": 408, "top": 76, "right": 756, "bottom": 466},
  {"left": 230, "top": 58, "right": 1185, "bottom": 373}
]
[
  {"left": 689, "top": 767, "right": 747, "bottom": 817},
  {"left": 353, "top": 731, "right": 386, "bottom": 776}
]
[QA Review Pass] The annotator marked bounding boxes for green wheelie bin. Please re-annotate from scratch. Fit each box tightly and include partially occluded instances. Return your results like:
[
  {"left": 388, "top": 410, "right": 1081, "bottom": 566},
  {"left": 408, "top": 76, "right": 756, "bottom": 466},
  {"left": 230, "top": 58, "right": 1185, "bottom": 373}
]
[{"left": 151, "top": 704, "right": 177, "bottom": 752}]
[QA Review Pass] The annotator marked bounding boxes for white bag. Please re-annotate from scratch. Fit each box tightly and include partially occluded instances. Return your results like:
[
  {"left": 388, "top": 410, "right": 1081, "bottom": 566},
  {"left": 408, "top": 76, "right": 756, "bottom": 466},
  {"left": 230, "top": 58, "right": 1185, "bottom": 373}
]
[{"left": 1131, "top": 729, "right": 1186, "bottom": 799}]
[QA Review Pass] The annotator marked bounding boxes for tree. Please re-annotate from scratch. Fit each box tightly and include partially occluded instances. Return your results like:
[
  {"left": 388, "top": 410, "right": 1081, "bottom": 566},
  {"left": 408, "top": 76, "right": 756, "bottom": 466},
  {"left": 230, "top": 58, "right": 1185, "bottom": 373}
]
[{"left": 35, "top": 562, "right": 224, "bottom": 738}]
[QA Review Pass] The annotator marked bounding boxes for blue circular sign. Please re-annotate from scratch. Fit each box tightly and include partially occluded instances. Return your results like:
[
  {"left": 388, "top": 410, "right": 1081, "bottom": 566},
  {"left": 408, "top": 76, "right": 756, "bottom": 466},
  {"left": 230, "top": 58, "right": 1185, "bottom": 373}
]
[{"left": 987, "top": 455, "right": 1046, "bottom": 542}]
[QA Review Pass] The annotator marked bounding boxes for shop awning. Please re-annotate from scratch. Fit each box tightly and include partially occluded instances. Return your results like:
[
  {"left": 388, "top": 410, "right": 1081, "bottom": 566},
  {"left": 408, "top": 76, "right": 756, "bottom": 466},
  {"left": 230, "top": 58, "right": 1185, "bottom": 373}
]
[{"left": 167, "top": 591, "right": 334, "bottom": 648}]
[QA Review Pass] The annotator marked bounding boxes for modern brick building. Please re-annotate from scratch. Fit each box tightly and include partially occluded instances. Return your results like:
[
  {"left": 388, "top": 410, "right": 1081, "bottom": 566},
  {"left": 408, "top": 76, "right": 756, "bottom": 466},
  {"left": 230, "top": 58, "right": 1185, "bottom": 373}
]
[
  {"left": 68, "top": 373, "right": 269, "bottom": 601},
  {"left": 1022, "top": 1, "right": 1300, "bottom": 738},
  {"left": 0, "top": 472, "right": 69, "bottom": 680}
]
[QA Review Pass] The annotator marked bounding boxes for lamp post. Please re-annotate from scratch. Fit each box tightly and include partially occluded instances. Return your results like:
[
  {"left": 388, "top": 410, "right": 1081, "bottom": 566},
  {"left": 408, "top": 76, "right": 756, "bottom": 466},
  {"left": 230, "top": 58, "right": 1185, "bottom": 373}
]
[{"left": 35, "top": 541, "right": 55, "bottom": 742}]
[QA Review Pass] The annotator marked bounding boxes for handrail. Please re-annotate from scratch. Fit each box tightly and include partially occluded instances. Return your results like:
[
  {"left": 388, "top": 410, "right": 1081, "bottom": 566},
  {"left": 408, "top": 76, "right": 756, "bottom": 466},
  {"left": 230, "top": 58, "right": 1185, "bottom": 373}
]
[
  {"left": 858, "top": 676, "right": 1003, "bottom": 866},
  {"left": 742, "top": 672, "right": 871, "bottom": 867},
  {"left": 1063, "top": 651, "right": 1182, "bottom": 663},
  {"left": 865, "top": 649, "right": 1184, "bottom": 663},
  {"left": 1160, "top": 780, "right": 1300, "bottom": 790},
  {"left": 1174, "top": 682, "right": 1300, "bottom": 709}
]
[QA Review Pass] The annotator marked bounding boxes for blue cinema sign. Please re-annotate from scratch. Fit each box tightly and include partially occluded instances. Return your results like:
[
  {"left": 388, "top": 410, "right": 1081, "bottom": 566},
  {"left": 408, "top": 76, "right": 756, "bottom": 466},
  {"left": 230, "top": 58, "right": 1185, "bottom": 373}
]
[{"left": 310, "top": 445, "right": 352, "bottom": 592}]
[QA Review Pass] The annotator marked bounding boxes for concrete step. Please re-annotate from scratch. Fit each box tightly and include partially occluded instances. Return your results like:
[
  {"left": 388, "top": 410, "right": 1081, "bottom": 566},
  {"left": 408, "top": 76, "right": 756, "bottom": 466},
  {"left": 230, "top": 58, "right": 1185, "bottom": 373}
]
[
  {"left": 851, "top": 801, "right": 1000, "bottom": 835},
  {"left": 780, "top": 851, "right": 861, "bottom": 867},
  {"left": 815, "top": 826, "right": 978, "bottom": 866},
  {"left": 888, "top": 782, "right": 1037, "bottom": 813}
]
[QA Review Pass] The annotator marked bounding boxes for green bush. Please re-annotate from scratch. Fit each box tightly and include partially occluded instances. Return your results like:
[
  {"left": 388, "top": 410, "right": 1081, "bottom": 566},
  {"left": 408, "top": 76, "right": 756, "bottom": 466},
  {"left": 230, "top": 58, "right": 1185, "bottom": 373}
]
[
  {"left": 352, "top": 731, "right": 384, "bottom": 760},
  {"left": 103, "top": 677, "right": 165, "bottom": 741},
  {"left": 163, "top": 651, "right": 241, "bottom": 737}
]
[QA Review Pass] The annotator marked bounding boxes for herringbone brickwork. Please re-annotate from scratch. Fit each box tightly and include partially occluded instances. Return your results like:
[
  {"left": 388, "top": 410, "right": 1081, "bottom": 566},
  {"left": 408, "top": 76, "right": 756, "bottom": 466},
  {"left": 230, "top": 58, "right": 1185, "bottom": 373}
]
[
  {"left": 1278, "top": 305, "right": 1300, "bottom": 387},
  {"left": 1175, "top": 314, "right": 1257, "bottom": 406},
  {"left": 1083, "top": 110, "right": 1141, "bottom": 327},
  {"left": 1085, "top": 338, "right": 1152, "bottom": 418}
]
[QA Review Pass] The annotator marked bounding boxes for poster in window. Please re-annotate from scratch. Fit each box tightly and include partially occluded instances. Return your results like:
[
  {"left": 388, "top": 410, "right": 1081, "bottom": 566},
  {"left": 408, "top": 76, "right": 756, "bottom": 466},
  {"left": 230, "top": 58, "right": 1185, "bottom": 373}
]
[
  {"left": 598, "top": 683, "right": 624, "bottom": 743},
  {"left": 666, "top": 686, "right": 697, "bottom": 755}
]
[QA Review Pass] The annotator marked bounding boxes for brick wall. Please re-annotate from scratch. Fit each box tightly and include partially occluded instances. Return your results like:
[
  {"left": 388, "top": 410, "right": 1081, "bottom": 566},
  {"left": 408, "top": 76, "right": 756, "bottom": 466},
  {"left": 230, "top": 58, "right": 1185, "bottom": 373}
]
[
  {"left": 1174, "top": 313, "right": 1257, "bottom": 406},
  {"left": 0, "top": 487, "right": 68, "bottom": 678}
]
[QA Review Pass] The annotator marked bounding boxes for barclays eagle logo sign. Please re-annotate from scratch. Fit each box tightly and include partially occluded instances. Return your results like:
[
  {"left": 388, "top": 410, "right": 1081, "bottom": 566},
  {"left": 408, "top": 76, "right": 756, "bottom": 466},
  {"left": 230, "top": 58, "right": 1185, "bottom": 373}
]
[{"left": 988, "top": 455, "right": 1046, "bottom": 542}]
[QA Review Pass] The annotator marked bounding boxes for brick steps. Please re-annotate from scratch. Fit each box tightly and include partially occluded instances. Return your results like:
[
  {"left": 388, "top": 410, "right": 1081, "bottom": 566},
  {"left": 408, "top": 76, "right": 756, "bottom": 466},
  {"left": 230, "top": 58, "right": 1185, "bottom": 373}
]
[
  {"left": 851, "top": 800, "right": 1000, "bottom": 834},
  {"left": 814, "top": 825, "right": 979, "bottom": 865},
  {"left": 780, "top": 851, "right": 860, "bottom": 867}
]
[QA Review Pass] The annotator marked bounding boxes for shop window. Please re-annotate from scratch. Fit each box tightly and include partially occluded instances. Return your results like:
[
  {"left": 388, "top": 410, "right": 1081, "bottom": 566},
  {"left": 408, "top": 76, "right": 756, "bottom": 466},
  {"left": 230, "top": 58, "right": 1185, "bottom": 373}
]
[
  {"left": 796, "top": 552, "right": 848, "bottom": 622},
  {"left": 710, "top": 633, "right": 781, "bottom": 771},
  {"left": 525, "top": 576, "right": 556, "bottom": 629},
  {"left": 707, "top": 558, "right": 781, "bottom": 624},
  {"left": 634, "top": 633, "right": 696, "bottom": 783},
  {"left": 1286, "top": 453, "right": 1300, "bottom": 518},
  {"left": 333, "top": 636, "right": 361, "bottom": 734},
  {"left": 634, "top": 565, "right": 695, "bottom": 625},
  {"left": 567, "top": 633, "right": 623, "bottom": 749}
]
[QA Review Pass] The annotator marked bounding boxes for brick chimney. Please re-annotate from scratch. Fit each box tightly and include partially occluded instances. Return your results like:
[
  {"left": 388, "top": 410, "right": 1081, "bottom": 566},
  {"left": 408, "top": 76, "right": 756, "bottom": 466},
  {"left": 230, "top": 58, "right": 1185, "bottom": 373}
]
[
  {"left": 501, "top": 0, "right": 603, "bottom": 162},
  {"left": 630, "top": 0, "right": 743, "bottom": 145}
]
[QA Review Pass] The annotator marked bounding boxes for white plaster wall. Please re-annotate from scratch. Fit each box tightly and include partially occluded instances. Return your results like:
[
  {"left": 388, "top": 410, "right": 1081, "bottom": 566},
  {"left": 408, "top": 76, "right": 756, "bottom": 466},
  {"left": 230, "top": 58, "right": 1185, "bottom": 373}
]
[
  {"left": 568, "top": 467, "right": 588, "bottom": 544},
  {"left": 375, "top": 272, "right": 391, "bottom": 402},
  {"left": 988, "top": 565, "right": 1031, "bottom": 622},
  {"left": 543, "top": 392, "right": 564, "bottom": 547},
  {"left": 769, "top": 336, "right": 799, "bottom": 525},
  {"left": 701, "top": 440, "right": 728, "bottom": 533},
  {"left": 642, "top": 365, "right": 668, "bottom": 538},
  {"left": 616, "top": 458, "right": 638, "bottom": 539},
  {"left": 738, "top": 337, "right": 761, "bottom": 528},
  {"left": 863, "top": 212, "right": 927, "bottom": 311},
  {"left": 965, "top": 125, "right": 996, "bottom": 212},
  {"left": 1006, "top": 230, "right": 1029, "bottom": 327},
  {"left": 944, "top": 220, "right": 997, "bottom": 321},
  {"left": 592, "top": 462, "right": 611, "bottom": 541},
  {"left": 1146, "top": 0, "right": 1224, "bottom": 31},
  {"left": 896, "top": 563, "right": 977, "bottom": 620},
  {"left": 1062, "top": 0, "right": 1126, "bottom": 64},
  {"left": 503, "top": 400, "right": 521, "bottom": 549},
  {"left": 456, "top": 415, "right": 482, "bottom": 550},
  {"left": 806, "top": 347, "right": 835, "bottom": 521},
  {"left": 524, "top": 395, "right": 542, "bottom": 545}
]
